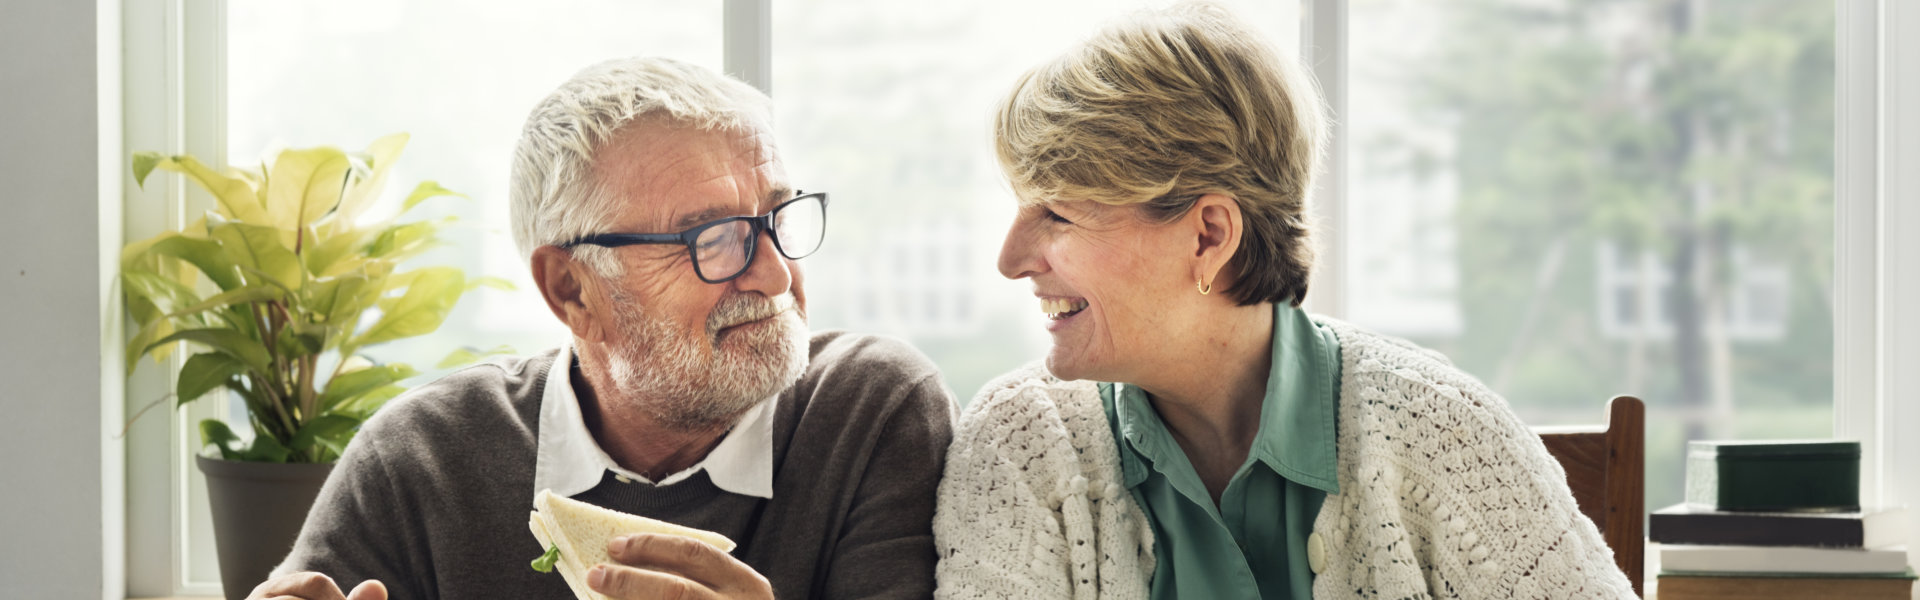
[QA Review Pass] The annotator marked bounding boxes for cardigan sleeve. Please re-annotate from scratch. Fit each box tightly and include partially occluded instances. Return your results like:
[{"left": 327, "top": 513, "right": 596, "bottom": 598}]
[
  {"left": 933, "top": 375, "right": 1079, "bottom": 599},
  {"left": 1312, "top": 353, "right": 1638, "bottom": 600},
  {"left": 1433, "top": 379, "right": 1639, "bottom": 599},
  {"left": 934, "top": 366, "right": 1156, "bottom": 600}
]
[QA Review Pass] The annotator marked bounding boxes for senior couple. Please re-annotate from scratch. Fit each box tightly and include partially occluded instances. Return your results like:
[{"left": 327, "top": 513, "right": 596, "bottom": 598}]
[{"left": 255, "top": 4, "right": 1634, "bottom": 600}]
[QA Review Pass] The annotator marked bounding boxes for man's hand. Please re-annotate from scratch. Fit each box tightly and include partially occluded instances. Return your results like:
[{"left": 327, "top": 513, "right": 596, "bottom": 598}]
[
  {"left": 590, "top": 533, "right": 774, "bottom": 600},
  {"left": 246, "top": 572, "right": 387, "bottom": 600}
]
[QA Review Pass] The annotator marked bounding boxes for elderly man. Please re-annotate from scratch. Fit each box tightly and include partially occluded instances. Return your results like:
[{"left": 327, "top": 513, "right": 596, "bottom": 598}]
[{"left": 250, "top": 57, "right": 955, "bottom": 600}]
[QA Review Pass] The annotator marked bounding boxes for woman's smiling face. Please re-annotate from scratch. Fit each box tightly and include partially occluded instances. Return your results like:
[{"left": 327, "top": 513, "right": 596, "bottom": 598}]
[{"left": 997, "top": 199, "right": 1194, "bottom": 382}]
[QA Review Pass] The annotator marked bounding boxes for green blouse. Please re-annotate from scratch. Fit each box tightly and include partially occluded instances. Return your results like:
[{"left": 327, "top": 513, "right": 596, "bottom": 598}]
[{"left": 1098, "top": 304, "right": 1342, "bottom": 599}]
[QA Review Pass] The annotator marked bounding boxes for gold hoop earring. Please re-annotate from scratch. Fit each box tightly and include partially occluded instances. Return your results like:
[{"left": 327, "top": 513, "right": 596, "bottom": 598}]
[{"left": 1197, "top": 278, "right": 1212, "bottom": 295}]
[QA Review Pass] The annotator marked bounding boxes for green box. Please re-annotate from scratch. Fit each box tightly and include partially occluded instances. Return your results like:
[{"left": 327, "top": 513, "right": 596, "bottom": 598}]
[{"left": 1686, "top": 440, "right": 1860, "bottom": 512}]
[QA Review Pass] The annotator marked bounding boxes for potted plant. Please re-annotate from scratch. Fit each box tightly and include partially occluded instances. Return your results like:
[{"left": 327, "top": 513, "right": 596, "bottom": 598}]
[{"left": 122, "top": 133, "right": 501, "bottom": 599}]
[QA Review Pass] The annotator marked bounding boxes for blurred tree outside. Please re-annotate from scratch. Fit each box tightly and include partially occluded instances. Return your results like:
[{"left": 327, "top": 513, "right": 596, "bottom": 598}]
[{"left": 1352, "top": 0, "right": 1834, "bottom": 510}]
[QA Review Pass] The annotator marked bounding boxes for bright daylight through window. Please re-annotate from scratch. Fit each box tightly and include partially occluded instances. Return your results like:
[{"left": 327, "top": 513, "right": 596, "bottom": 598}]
[{"left": 1347, "top": 0, "right": 1835, "bottom": 511}]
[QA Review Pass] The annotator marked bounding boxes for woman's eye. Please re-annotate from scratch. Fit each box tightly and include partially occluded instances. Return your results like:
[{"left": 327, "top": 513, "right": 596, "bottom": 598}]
[{"left": 1043, "top": 209, "right": 1072, "bottom": 224}]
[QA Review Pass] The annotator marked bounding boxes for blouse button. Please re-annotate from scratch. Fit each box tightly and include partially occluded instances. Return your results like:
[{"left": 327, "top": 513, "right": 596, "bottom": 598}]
[{"left": 1307, "top": 532, "right": 1327, "bottom": 574}]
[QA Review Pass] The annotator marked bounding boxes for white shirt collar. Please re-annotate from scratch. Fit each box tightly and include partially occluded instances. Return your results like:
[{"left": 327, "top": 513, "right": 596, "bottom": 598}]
[{"left": 533, "top": 342, "right": 776, "bottom": 500}]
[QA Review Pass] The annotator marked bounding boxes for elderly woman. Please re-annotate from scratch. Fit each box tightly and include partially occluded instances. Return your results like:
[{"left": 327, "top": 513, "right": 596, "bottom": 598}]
[{"left": 933, "top": 4, "right": 1635, "bottom": 599}]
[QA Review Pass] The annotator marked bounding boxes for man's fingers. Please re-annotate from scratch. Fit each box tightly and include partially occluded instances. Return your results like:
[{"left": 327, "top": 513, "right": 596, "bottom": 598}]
[
  {"left": 247, "top": 572, "right": 349, "bottom": 600},
  {"left": 606, "top": 533, "right": 750, "bottom": 589},
  {"left": 345, "top": 579, "right": 388, "bottom": 600},
  {"left": 587, "top": 563, "right": 720, "bottom": 600}
]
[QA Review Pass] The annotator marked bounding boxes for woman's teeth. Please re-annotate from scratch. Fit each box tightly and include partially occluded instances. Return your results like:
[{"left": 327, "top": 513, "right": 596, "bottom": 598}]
[{"left": 1042, "top": 298, "right": 1090, "bottom": 321}]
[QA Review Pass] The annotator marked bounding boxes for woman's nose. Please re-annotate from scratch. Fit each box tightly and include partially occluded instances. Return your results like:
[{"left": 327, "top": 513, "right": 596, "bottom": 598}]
[{"left": 997, "top": 220, "right": 1043, "bottom": 280}]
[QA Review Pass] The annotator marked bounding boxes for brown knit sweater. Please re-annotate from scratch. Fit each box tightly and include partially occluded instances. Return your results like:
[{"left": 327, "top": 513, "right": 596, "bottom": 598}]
[{"left": 276, "top": 331, "right": 956, "bottom": 599}]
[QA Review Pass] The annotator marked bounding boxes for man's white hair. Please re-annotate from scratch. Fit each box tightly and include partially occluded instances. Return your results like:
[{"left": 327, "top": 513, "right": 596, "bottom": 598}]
[{"left": 509, "top": 57, "right": 773, "bottom": 276}]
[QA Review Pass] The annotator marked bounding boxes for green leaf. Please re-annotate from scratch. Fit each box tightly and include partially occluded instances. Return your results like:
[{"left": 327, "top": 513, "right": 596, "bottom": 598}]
[
  {"left": 275, "top": 322, "right": 325, "bottom": 360},
  {"left": 305, "top": 273, "right": 372, "bottom": 329},
  {"left": 531, "top": 545, "right": 561, "bottom": 573},
  {"left": 334, "top": 383, "right": 404, "bottom": 420},
  {"left": 365, "top": 220, "right": 444, "bottom": 260},
  {"left": 122, "top": 267, "right": 206, "bottom": 317},
  {"left": 146, "top": 328, "right": 273, "bottom": 376},
  {"left": 164, "top": 285, "right": 281, "bottom": 322},
  {"left": 436, "top": 344, "right": 516, "bottom": 369},
  {"left": 303, "top": 228, "right": 370, "bottom": 278},
  {"left": 126, "top": 292, "right": 163, "bottom": 328},
  {"left": 288, "top": 414, "right": 362, "bottom": 457},
  {"left": 239, "top": 431, "right": 292, "bottom": 463},
  {"left": 199, "top": 419, "right": 242, "bottom": 460},
  {"left": 131, "top": 152, "right": 163, "bottom": 187},
  {"left": 267, "top": 147, "right": 354, "bottom": 232},
  {"left": 318, "top": 363, "right": 418, "bottom": 413},
  {"left": 147, "top": 234, "right": 242, "bottom": 291},
  {"left": 142, "top": 154, "right": 270, "bottom": 224},
  {"left": 211, "top": 222, "right": 303, "bottom": 290},
  {"left": 352, "top": 267, "right": 463, "bottom": 347},
  {"left": 124, "top": 318, "right": 178, "bottom": 376},
  {"left": 400, "top": 180, "right": 465, "bottom": 213},
  {"left": 335, "top": 133, "right": 409, "bottom": 225},
  {"left": 176, "top": 353, "right": 246, "bottom": 407},
  {"left": 466, "top": 276, "right": 516, "bottom": 292}
]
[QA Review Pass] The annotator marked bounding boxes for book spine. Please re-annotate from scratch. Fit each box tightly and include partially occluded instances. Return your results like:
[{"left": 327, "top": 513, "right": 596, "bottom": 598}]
[
  {"left": 1657, "top": 575, "right": 1911, "bottom": 600},
  {"left": 1651, "top": 513, "right": 1866, "bottom": 547}
]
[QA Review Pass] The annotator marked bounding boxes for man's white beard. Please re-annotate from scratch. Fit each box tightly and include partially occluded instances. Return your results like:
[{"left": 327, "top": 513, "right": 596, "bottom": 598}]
[{"left": 602, "top": 288, "right": 810, "bottom": 431}]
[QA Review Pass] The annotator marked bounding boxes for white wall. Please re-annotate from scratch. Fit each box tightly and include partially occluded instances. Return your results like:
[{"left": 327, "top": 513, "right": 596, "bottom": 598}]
[{"left": 0, "top": 0, "right": 125, "bottom": 598}]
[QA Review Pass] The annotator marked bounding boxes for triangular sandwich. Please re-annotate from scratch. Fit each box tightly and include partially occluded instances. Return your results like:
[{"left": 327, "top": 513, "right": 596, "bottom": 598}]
[{"left": 528, "top": 488, "right": 737, "bottom": 600}]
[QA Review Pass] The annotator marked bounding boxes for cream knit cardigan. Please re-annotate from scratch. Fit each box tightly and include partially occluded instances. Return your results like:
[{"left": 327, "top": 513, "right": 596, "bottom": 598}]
[{"left": 932, "top": 318, "right": 1637, "bottom": 599}]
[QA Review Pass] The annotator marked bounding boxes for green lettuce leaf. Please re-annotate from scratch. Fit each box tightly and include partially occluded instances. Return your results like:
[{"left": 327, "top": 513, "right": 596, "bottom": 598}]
[{"left": 530, "top": 545, "right": 561, "bottom": 573}]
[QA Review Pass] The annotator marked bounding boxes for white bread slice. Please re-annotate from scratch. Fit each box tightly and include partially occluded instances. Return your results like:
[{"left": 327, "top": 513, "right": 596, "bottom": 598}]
[
  {"left": 529, "top": 511, "right": 597, "bottom": 600},
  {"left": 529, "top": 489, "right": 738, "bottom": 600}
]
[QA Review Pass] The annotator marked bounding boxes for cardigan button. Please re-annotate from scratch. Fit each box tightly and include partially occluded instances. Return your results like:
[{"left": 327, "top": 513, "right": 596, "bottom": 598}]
[{"left": 1307, "top": 533, "right": 1327, "bottom": 574}]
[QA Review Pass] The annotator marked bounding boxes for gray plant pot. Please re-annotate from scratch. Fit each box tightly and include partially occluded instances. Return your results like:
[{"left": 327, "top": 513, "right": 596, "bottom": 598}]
[{"left": 196, "top": 454, "right": 334, "bottom": 600}]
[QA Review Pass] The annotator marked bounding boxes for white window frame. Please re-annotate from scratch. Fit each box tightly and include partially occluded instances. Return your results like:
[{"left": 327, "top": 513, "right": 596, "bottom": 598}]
[
  {"left": 122, "top": 1, "right": 233, "bottom": 595},
  {"left": 1835, "top": 0, "right": 1920, "bottom": 552},
  {"left": 118, "top": 0, "right": 1920, "bottom": 595}
]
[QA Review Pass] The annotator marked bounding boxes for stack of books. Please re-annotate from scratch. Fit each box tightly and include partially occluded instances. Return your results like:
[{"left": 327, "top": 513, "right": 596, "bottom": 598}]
[{"left": 1653, "top": 440, "right": 1913, "bottom": 600}]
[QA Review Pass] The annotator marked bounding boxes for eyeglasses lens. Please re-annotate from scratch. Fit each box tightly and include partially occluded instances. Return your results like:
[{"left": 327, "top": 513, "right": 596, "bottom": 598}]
[
  {"left": 693, "top": 220, "right": 751, "bottom": 281},
  {"left": 775, "top": 195, "right": 826, "bottom": 259}
]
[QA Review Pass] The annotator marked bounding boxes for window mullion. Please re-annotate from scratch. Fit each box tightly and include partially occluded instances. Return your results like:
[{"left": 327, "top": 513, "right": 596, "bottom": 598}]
[
  {"left": 1876, "top": 0, "right": 1920, "bottom": 569},
  {"left": 1833, "top": 0, "right": 1882, "bottom": 509},
  {"left": 724, "top": 0, "right": 772, "bottom": 95},
  {"left": 1301, "top": 0, "right": 1347, "bottom": 318}
]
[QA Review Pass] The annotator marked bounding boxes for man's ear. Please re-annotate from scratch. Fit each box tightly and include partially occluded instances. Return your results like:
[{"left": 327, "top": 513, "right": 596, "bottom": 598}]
[
  {"left": 1189, "top": 193, "right": 1243, "bottom": 292},
  {"left": 531, "top": 245, "right": 604, "bottom": 342}
]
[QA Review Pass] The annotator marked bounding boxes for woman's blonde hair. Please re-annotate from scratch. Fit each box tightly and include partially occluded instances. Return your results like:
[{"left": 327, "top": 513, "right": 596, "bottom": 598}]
[{"left": 994, "top": 2, "right": 1326, "bottom": 306}]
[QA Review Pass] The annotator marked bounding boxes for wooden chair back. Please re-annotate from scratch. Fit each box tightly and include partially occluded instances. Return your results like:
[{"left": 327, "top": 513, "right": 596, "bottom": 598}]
[{"left": 1534, "top": 395, "right": 1645, "bottom": 598}]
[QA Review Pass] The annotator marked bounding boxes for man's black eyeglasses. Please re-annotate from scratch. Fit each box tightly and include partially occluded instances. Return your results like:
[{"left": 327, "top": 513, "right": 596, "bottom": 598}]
[{"left": 562, "top": 191, "right": 829, "bottom": 284}]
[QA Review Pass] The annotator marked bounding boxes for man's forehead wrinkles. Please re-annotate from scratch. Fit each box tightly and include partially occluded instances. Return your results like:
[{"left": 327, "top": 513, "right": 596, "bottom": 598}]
[
  {"left": 673, "top": 205, "right": 735, "bottom": 230},
  {"left": 602, "top": 124, "right": 789, "bottom": 234}
]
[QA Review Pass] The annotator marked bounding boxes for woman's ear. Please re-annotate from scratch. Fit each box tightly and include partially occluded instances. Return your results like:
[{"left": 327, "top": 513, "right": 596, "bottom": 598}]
[
  {"left": 531, "top": 245, "right": 604, "bottom": 342},
  {"left": 1189, "top": 193, "right": 1243, "bottom": 292}
]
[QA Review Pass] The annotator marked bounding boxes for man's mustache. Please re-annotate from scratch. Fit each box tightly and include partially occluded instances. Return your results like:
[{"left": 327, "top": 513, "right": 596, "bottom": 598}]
[{"left": 707, "top": 293, "right": 798, "bottom": 333}]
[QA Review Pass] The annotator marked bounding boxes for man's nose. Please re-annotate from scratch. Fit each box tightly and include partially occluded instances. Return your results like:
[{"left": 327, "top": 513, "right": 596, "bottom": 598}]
[{"left": 731, "top": 226, "right": 793, "bottom": 296}]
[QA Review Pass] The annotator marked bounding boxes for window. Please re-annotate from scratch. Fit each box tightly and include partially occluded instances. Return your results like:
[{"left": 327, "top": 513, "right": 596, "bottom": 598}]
[{"left": 1346, "top": 0, "right": 1836, "bottom": 512}]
